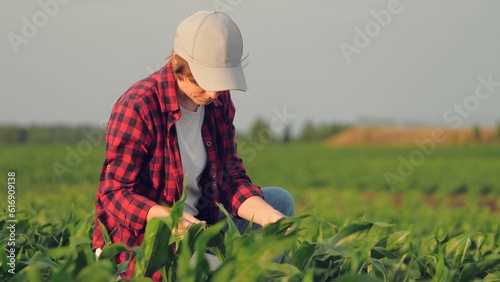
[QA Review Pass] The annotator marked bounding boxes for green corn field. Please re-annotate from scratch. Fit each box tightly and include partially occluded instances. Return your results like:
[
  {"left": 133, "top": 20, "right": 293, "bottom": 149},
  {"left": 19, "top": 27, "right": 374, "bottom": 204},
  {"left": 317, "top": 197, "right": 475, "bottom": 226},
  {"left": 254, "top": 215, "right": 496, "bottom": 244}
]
[{"left": 1, "top": 143, "right": 499, "bottom": 281}]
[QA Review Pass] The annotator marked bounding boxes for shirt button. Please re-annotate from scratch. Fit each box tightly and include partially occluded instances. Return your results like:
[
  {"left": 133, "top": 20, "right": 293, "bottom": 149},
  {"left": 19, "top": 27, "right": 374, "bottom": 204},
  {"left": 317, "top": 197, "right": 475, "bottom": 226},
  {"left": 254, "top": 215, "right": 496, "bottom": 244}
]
[
  {"left": 206, "top": 141, "right": 211, "bottom": 146},
  {"left": 212, "top": 181, "right": 216, "bottom": 187},
  {"left": 212, "top": 173, "right": 216, "bottom": 178},
  {"left": 106, "top": 165, "right": 111, "bottom": 169},
  {"left": 211, "top": 163, "right": 215, "bottom": 168}
]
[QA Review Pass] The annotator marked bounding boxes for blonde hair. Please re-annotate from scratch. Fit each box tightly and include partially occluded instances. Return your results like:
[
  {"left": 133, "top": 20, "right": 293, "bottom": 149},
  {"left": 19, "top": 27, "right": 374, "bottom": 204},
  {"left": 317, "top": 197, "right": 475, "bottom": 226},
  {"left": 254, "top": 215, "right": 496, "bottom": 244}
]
[{"left": 170, "top": 51, "right": 198, "bottom": 84}]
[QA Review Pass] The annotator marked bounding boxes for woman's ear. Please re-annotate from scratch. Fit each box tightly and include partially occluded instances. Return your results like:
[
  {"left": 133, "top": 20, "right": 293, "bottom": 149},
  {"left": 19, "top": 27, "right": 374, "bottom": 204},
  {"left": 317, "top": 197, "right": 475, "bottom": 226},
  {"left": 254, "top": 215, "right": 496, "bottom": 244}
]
[
  {"left": 171, "top": 52, "right": 181, "bottom": 80},
  {"left": 172, "top": 52, "right": 178, "bottom": 64}
]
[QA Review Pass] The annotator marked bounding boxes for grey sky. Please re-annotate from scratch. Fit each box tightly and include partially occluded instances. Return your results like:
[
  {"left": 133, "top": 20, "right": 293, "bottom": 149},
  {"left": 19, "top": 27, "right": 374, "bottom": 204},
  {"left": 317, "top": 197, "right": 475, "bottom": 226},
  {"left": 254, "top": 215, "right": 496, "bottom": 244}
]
[{"left": 1, "top": 0, "right": 499, "bottom": 135}]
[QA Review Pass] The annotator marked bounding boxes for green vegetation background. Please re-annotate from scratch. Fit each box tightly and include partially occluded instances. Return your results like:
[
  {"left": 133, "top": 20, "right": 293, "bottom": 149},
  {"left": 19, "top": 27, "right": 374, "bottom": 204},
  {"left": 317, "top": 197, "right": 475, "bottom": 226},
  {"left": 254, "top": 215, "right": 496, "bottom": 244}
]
[{"left": 1, "top": 141, "right": 499, "bottom": 239}]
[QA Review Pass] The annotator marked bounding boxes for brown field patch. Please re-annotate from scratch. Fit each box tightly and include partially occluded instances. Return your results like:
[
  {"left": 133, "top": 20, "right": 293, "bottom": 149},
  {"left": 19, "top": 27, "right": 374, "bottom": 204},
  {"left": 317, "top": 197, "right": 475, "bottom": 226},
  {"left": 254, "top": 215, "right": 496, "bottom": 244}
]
[{"left": 324, "top": 126, "right": 498, "bottom": 147}]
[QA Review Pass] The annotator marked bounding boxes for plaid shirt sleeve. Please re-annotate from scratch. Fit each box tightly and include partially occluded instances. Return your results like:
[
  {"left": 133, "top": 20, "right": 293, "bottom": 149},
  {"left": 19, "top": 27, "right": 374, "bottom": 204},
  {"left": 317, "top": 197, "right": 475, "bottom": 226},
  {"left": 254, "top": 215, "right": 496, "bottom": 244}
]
[
  {"left": 219, "top": 93, "right": 264, "bottom": 215},
  {"left": 98, "top": 97, "right": 157, "bottom": 234}
]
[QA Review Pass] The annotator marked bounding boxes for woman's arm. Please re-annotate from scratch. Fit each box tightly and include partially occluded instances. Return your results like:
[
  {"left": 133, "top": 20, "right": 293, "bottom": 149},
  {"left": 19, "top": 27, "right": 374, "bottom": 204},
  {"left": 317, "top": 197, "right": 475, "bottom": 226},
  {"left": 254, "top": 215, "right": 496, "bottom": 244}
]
[{"left": 99, "top": 99, "right": 158, "bottom": 233}]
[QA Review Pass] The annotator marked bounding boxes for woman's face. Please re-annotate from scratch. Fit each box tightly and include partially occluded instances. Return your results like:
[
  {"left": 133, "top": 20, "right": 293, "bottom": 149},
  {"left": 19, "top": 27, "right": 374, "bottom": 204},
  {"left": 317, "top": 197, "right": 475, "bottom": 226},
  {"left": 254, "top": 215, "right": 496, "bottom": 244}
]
[{"left": 176, "top": 78, "right": 221, "bottom": 106}]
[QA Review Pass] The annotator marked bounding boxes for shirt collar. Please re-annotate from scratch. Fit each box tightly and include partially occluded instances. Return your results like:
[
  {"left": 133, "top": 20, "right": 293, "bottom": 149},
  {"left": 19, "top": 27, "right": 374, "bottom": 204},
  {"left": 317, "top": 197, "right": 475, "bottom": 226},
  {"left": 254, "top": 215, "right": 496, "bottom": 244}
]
[{"left": 157, "top": 62, "right": 180, "bottom": 113}]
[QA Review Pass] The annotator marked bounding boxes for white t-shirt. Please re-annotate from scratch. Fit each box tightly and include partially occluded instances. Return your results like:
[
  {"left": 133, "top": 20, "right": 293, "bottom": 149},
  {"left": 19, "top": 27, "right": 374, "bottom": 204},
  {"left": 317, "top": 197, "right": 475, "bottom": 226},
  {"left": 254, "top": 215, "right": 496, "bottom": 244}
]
[{"left": 175, "top": 105, "right": 207, "bottom": 216}]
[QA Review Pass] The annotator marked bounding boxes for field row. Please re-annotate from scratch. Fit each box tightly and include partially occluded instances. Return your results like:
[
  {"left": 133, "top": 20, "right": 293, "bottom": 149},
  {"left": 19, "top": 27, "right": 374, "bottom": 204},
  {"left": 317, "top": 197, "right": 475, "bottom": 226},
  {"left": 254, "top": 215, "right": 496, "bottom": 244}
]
[
  {"left": 1, "top": 143, "right": 499, "bottom": 195},
  {"left": 1, "top": 143, "right": 499, "bottom": 236}
]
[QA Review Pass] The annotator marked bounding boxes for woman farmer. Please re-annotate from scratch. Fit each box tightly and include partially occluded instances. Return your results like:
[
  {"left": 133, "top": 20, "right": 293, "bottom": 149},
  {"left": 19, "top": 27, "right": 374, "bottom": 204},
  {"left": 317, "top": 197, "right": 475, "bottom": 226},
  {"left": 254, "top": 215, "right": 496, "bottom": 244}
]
[{"left": 93, "top": 11, "right": 294, "bottom": 280}]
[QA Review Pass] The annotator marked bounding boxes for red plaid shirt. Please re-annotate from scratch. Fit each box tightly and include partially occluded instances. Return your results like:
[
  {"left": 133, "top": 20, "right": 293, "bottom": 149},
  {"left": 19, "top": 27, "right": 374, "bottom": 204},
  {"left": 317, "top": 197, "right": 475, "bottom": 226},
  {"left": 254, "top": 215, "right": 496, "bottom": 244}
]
[{"left": 93, "top": 62, "right": 263, "bottom": 280}]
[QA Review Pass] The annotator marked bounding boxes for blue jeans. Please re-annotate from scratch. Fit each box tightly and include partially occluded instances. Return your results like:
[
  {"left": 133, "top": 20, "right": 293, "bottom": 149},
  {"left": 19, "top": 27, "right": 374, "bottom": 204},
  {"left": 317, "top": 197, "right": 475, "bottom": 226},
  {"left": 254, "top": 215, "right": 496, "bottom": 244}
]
[{"left": 218, "top": 186, "right": 295, "bottom": 233}]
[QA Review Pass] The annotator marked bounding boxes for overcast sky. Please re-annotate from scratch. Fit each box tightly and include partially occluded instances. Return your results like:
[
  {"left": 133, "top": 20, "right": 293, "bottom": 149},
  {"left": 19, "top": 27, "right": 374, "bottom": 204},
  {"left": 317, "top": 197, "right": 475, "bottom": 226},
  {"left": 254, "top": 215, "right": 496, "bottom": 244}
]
[{"left": 1, "top": 0, "right": 499, "bottom": 135}]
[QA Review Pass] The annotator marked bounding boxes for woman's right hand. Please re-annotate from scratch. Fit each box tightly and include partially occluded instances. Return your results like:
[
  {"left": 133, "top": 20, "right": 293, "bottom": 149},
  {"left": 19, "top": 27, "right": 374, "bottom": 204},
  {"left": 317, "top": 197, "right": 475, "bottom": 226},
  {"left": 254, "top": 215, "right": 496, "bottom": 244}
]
[
  {"left": 147, "top": 205, "right": 205, "bottom": 237},
  {"left": 177, "top": 212, "right": 206, "bottom": 237}
]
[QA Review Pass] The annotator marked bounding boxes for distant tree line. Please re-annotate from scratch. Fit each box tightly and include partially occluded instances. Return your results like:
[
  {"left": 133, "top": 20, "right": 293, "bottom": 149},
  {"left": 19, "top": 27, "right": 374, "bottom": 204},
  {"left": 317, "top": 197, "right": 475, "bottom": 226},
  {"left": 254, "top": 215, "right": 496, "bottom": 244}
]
[
  {"left": 297, "top": 120, "right": 350, "bottom": 142},
  {"left": 237, "top": 117, "right": 350, "bottom": 144},
  {"left": 4, "top": 122, "right": 497, "bottom": 145},
  {"left": 0, "top": 119, "right": 351, "bottom": 145},
  {"left": 0, "top": 124, "right": 105, "bottom": 144}
]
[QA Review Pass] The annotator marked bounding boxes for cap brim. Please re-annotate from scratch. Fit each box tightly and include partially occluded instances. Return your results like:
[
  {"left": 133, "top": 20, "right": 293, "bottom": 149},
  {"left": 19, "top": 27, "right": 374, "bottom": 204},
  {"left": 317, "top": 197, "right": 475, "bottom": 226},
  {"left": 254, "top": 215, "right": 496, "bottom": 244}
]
[{"left": 189, "top": 62, "right": 247, "bottom": 92}]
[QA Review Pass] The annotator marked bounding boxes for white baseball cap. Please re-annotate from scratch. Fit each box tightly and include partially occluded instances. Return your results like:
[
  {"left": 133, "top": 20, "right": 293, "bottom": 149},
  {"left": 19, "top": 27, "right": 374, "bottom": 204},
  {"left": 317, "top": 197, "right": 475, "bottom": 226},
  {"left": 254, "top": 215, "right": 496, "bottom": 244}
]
[{"left": 173, "top": 11, "right": 247, "bottom": 92}]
